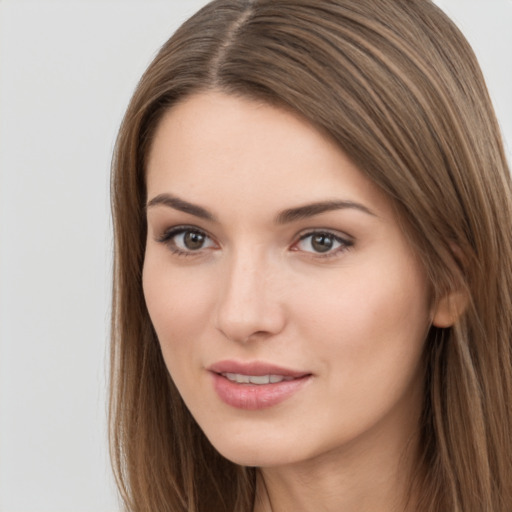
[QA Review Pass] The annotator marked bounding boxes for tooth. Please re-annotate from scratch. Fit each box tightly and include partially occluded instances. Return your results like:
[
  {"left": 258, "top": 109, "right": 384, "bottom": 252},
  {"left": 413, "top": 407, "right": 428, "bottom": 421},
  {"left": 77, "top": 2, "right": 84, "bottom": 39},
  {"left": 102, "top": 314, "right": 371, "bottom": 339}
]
[
  {"left": 249, "top": 375, "right": 270, "bottom": 384},
  {"left": 222, "top": 372, "right": 296, "bottom": 384}
]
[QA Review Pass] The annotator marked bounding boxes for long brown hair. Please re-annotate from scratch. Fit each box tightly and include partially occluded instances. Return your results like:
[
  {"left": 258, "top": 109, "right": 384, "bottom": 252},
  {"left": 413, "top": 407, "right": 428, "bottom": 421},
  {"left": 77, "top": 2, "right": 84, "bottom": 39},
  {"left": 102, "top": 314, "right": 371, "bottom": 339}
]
[{"left": 109, "top": 1, "right": 512, "bottom": 510}]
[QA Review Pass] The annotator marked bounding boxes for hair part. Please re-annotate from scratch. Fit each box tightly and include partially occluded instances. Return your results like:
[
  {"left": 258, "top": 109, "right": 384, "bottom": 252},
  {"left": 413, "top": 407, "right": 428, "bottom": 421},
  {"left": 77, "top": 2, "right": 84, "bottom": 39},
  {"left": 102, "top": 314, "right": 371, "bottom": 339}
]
[{"left": 110, "top": 1, "right": 512, "bottom": 510}]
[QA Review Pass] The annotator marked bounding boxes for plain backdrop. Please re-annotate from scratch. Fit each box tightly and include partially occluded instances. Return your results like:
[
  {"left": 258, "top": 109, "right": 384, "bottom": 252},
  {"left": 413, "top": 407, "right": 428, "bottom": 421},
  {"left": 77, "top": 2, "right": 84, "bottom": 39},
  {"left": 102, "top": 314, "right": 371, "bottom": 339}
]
[{"left": 0, "top": 1, "right": 510, "bottom": 511}]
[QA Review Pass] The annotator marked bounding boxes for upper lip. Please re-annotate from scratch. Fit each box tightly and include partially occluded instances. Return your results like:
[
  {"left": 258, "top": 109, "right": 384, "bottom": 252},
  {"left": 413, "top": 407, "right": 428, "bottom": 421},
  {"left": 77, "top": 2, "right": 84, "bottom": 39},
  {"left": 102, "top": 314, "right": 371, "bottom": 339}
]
[{"left": 207, "top": 360, "right": 310, "bottom": 378}]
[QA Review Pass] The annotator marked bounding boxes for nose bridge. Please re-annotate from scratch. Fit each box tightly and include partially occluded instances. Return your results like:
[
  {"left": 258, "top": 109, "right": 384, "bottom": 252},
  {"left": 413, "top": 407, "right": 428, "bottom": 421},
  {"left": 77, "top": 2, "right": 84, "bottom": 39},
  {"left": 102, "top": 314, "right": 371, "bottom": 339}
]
[{"left": 215, "top": 243, "right": 285, "bottom": 342}]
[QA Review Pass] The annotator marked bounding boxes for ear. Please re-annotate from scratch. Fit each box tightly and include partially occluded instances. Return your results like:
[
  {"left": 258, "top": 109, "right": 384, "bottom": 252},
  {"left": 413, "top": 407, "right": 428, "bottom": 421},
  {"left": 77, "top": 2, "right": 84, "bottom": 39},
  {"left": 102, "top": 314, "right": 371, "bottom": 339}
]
[{"left": 431, "top": 289, "right": 468, "bottom": 328}]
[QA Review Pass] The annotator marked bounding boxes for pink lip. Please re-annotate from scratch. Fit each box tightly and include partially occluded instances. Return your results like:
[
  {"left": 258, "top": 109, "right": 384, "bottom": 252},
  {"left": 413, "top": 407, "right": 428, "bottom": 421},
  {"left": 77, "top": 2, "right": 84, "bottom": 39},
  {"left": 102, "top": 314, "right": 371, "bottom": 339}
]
[
  {"left": 207, "top": 360, "right": 311, "bottom": 410},
  {"left": 208, "top": 360, "right": 308, "bottom": 377}
]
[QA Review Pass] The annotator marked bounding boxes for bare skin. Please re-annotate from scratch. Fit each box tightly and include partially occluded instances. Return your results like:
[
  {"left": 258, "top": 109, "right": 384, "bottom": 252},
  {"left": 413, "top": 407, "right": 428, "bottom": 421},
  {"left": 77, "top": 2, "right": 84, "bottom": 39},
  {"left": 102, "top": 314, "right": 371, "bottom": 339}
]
[
  {"left": 143, "top": 91, "right": 451, "bottom": 512},
  {"left": 253, "top": 397, "right": 422, "bottom": 512}
]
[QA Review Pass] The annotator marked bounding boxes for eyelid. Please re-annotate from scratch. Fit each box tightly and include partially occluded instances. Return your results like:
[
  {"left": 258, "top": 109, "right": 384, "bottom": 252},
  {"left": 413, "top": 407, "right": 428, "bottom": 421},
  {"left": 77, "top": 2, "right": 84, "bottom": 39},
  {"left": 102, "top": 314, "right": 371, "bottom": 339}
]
[
  {"left": 156, "top": 225, "right": 218, "bottom": 255},
  {"left": 154, "top": 224, "right": 353, "bottom": 259},
  {"left": 295, "top": 227, "right": 353, "bottom": 244},
  {"left": 156, "top": 224, "right": 210, "bottom": 240},
  {"left": 291, "top": 228, "right": 354, "bottom": 257}
]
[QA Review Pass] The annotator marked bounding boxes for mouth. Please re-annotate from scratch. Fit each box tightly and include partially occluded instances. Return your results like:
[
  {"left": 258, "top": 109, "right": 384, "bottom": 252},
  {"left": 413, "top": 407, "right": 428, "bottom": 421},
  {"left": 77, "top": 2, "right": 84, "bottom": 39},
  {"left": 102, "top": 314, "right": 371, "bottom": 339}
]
[
  {"left": 207, "top": 361, "right": 312, "bottom": 410},
  {"left": 220, "top": 373, "right": 296, "bottom": 385}
]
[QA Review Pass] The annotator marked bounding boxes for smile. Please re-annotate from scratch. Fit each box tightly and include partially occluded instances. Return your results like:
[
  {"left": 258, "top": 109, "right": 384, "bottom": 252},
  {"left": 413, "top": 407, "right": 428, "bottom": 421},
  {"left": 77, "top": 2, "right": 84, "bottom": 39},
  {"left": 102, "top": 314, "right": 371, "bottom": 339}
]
[
  {"left": 208, "top": 361, "right": 312, "bottom": 410},
  {"left": 221, "top": 373, "right": 295, "bottom": 384}
]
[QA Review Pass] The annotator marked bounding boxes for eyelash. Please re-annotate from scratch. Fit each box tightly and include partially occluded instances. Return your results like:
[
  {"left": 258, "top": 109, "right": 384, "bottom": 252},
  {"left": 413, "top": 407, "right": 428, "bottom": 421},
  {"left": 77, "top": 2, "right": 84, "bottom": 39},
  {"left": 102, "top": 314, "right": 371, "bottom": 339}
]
[
  {"left": 293, "top": 230, "right": 353, "bottom": 258},
  {"left": 156, "top": 226, "right": 217, "bottom": 257},
  {"left": 156, "top": 226, "right": 354, "bottom": 259}
]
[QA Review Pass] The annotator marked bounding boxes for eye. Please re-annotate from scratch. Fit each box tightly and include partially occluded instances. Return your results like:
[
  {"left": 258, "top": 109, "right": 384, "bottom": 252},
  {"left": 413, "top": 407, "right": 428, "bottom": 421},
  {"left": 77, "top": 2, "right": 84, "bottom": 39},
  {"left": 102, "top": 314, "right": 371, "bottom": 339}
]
[
  {"left": 293, "top": 231, "right": 352, "bottom": 256},
  {"left": 157, "top": 226, "right": 217, "bottom": 255}
]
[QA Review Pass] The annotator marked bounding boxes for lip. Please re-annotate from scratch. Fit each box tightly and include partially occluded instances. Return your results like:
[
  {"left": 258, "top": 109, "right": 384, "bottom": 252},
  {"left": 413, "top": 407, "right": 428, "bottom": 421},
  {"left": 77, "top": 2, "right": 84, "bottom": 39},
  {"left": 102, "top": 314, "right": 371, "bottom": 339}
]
[
  {"left": 208, "top": 360, "right": 309, "bottom": 378},
  {"left": 207, "top": 360, "right": 312, "bottom": 410}
]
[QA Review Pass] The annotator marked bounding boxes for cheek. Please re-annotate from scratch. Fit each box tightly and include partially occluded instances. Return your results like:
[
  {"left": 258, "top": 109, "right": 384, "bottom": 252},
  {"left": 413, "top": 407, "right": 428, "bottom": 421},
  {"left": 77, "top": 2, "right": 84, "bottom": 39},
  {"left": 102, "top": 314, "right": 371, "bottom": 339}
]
[
  {"left": 142, "top": 257, "right": 216, "bottom": 353},
  {"left": 291, "top": 260, "right": 430, "bottom": 438},
  {"left": 292, "top": 256, "right": 431, "bottom": 377}
]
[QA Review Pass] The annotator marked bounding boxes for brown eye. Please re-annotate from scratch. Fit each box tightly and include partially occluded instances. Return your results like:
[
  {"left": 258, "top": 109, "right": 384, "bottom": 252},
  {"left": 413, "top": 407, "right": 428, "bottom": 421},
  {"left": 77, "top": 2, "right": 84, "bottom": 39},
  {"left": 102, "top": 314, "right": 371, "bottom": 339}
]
[
  {"left": 294, "top": 231, "right": 352, "bottom": 256},
  {"left": 158, "top": 227, "right": 217, "bottom": 255},
  {"left": 311, "top": 234, "right": 335, "bottom": 253},
  {"left": 183, "top": 231, "right": 206, "bottom": 250}
]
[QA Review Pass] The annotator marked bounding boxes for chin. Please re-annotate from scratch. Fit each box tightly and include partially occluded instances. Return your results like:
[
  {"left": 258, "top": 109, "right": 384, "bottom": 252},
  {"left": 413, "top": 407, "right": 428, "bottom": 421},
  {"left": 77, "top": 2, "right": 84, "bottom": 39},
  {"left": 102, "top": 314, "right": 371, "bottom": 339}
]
[
  {"left": 204, "top": 430, "right": 307, "bottom": 468},
  {"left": 216, "top": 446, "right": 295, "bottom": 468}
]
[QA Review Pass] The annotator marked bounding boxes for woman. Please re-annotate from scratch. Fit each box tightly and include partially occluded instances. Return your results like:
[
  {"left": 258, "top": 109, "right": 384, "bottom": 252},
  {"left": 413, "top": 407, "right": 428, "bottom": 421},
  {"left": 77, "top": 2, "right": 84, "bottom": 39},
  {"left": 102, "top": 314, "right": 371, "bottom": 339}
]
[{"left": 109, "top": 0, "right": 512, "bottom": 511}]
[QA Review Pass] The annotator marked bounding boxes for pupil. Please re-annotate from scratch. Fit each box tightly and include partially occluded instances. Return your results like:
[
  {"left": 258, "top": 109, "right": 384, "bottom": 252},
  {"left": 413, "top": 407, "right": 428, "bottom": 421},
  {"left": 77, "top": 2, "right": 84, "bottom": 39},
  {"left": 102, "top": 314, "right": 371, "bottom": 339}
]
[
  {"left": 184, "top": 231, "right": 205, "bottom": 250},
  {"left": 312, "top": 234, "right": 333, "bottom": 253}
]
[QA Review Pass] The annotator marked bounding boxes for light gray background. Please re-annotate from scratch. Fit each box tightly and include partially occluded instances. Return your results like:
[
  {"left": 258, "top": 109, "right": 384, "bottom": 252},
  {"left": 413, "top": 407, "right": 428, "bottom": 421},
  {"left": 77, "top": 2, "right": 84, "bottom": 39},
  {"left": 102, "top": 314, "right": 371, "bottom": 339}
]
[{"left": 0, "top": 1, "right": 510, "bottom": 511}]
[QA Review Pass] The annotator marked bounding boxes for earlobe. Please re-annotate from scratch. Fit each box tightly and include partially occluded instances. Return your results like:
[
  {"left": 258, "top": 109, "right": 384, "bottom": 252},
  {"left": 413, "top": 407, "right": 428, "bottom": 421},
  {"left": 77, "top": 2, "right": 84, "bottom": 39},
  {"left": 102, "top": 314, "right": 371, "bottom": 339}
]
[{"left": 431, "top": 290, "right": 468, "bottom": 328}]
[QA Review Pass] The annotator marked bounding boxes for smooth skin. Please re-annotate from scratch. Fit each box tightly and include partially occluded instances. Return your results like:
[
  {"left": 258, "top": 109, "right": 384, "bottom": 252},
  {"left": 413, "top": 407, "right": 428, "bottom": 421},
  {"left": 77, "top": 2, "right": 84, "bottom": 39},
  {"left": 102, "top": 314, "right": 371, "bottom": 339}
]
[{"left": 143, "top": 91, "right": 453, "bottom": 512}]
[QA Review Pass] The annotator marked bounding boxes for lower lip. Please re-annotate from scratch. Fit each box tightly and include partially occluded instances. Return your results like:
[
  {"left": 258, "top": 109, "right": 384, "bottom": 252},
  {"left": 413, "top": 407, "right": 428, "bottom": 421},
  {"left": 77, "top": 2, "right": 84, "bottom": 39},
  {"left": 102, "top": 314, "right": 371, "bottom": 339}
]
[{"left": 211, "top": 373, "right": 310, "bottom": 410}]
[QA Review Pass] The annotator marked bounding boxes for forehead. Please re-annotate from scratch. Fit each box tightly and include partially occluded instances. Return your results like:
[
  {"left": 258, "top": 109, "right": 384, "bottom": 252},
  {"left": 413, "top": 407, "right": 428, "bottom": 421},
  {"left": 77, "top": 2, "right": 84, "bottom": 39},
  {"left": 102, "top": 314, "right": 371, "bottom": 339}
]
[{"left": 146, "top": 91, "right": 393, "bottom": 220}]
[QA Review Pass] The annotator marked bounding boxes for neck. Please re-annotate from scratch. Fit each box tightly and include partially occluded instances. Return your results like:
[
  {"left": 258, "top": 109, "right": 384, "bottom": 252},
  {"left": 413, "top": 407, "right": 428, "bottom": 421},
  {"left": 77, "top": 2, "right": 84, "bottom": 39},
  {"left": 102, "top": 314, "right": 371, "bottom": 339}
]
[{"left": 253, "top": 418, "right": 422, "bottom": 512}]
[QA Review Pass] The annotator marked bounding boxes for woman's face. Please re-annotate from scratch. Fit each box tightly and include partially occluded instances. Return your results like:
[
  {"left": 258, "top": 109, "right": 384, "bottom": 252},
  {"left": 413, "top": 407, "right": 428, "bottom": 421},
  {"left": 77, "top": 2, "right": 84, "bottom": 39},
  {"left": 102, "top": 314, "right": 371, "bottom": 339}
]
[{"left": 143, "top": 91, "right": 436, "bottom": 468}]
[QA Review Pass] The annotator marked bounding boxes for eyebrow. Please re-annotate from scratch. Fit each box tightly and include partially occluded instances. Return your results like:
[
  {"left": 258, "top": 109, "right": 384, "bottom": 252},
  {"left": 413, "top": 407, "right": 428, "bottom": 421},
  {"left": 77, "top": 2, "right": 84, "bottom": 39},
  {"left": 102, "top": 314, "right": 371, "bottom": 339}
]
[
  {"left": 146, "top": 193, "right": 375, "bottom": 224},
  {"left": 146, "top": 193, "right": 217, "bottom": 222},
  {"left": 275, "top": 200, "right": 376, "bottom": 224}
]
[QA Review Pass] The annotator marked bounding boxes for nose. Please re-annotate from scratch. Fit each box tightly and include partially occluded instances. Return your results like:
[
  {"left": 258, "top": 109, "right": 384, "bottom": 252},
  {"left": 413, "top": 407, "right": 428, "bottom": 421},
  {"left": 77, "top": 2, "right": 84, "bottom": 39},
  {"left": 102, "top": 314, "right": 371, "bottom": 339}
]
[{"left": 214, "top": 249, "right": 287, "bottom": 343}]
